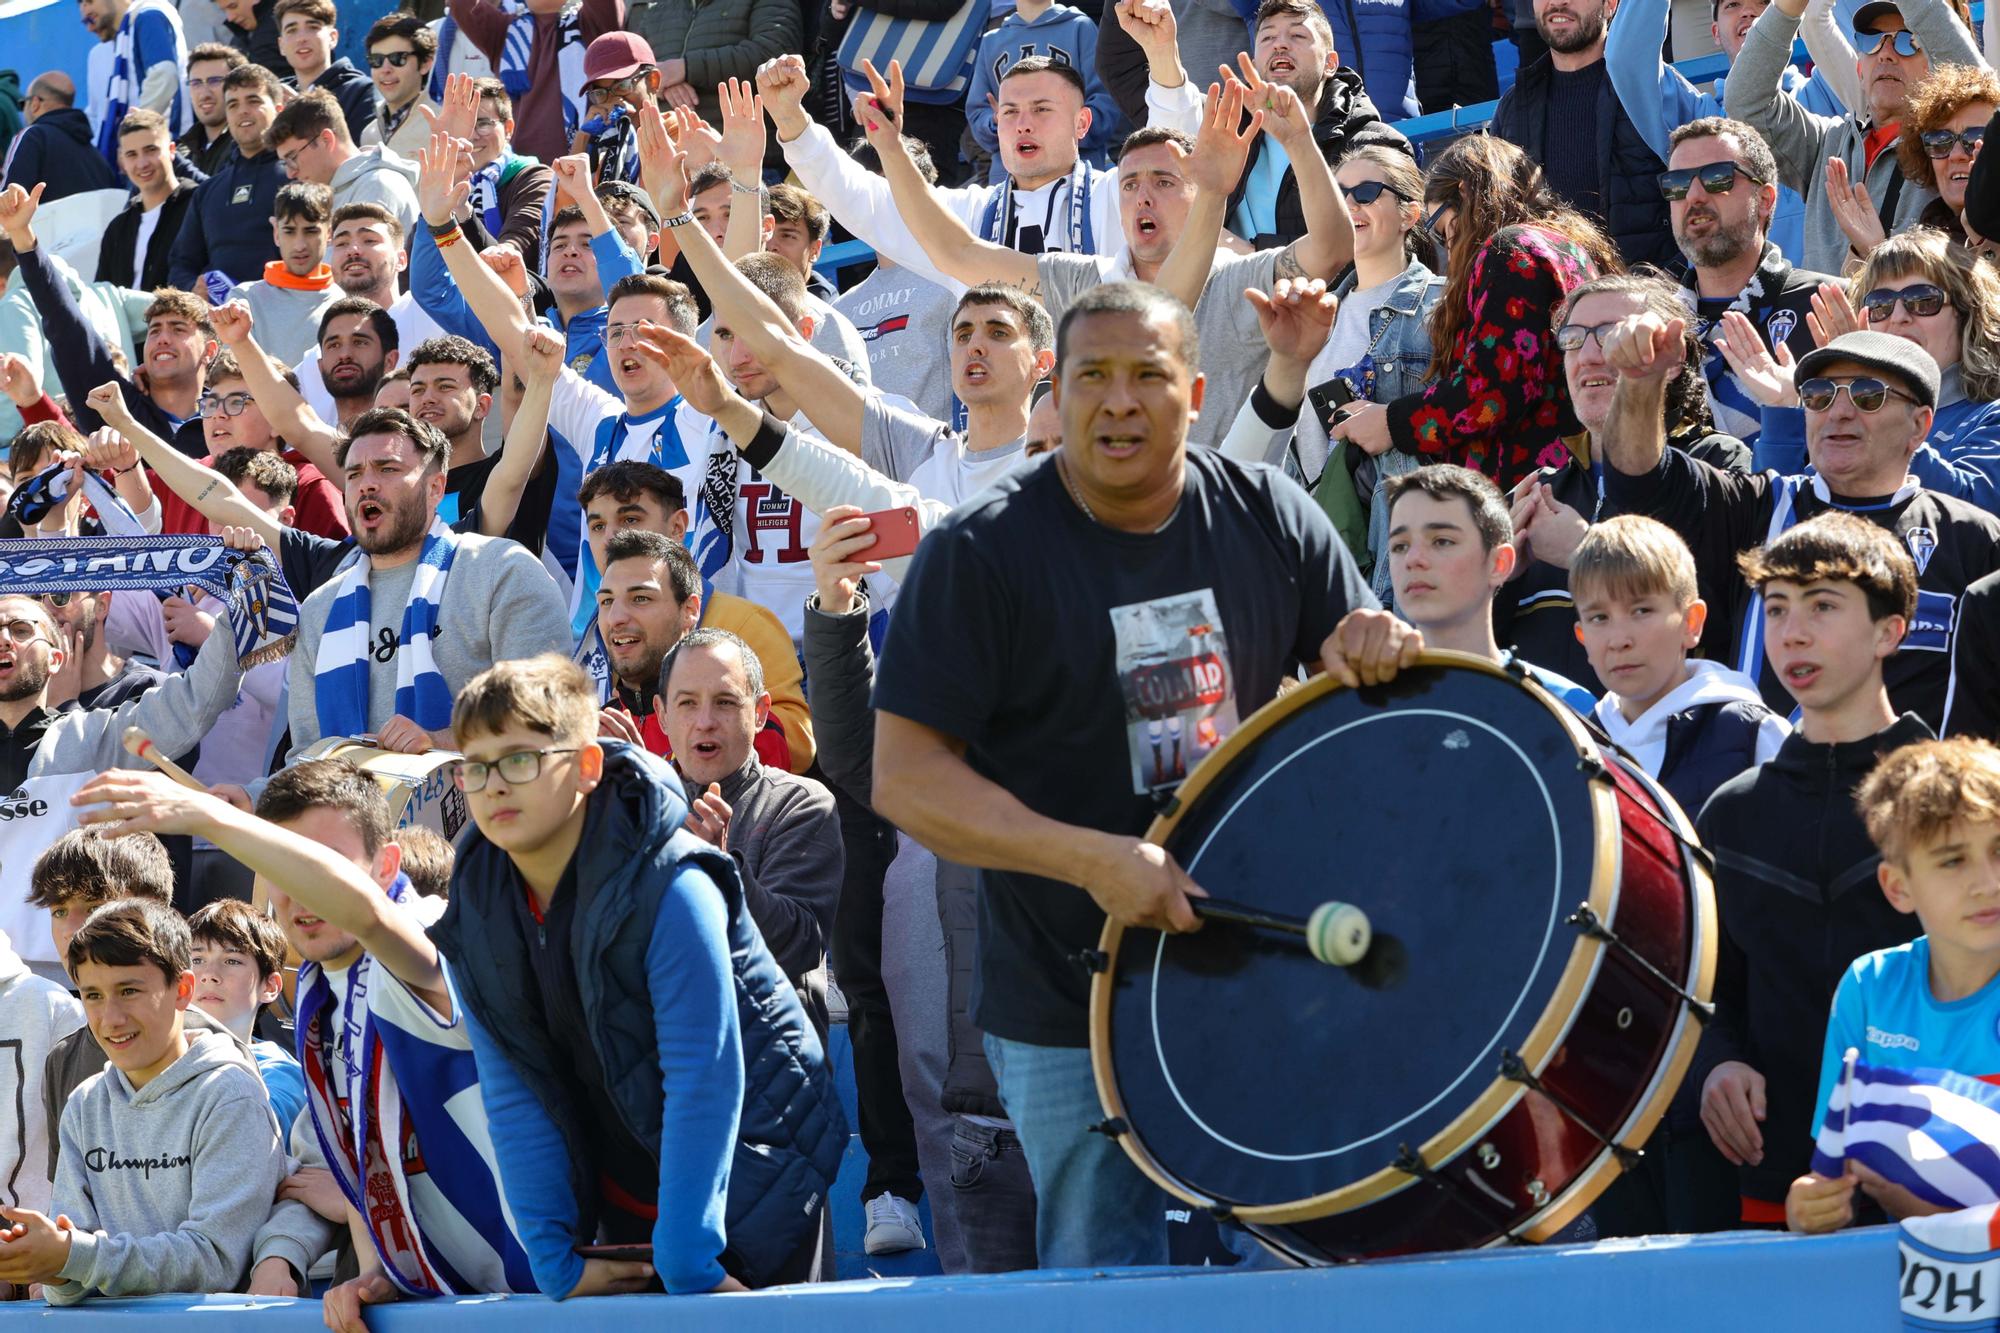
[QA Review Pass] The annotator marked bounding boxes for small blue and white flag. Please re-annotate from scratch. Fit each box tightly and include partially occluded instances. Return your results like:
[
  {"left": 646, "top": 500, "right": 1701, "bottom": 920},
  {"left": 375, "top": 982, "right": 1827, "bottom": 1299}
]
[{"left": 1812, "top": 1047, "right": 2000, "bottom": 1211}]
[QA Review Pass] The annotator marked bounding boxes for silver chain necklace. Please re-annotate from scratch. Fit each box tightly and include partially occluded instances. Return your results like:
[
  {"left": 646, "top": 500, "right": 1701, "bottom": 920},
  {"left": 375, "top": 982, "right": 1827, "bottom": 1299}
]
[{"left": 1057, "top": 454, "right": 1181, "bottom": 534}]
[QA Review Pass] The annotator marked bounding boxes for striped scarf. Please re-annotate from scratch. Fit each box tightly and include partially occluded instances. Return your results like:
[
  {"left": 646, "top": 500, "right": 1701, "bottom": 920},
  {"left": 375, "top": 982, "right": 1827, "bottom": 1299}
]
[
  {"left": 314, "top": 517, "right": 457, "bottom": 740},
  {"left": 498, "top": 3, "right": 588, "bottom": 139},
  {"left": 95, "top": 0, "right": 188, "bottom": 162}
]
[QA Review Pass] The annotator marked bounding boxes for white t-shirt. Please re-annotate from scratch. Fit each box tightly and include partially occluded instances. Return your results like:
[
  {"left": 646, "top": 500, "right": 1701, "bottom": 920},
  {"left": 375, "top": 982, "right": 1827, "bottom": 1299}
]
[
  {"left": 132, "top": 205, "right": 164, "bottom": 282},
  {"left": 298, "top": 291, "right": 449, "bottom": 412}
]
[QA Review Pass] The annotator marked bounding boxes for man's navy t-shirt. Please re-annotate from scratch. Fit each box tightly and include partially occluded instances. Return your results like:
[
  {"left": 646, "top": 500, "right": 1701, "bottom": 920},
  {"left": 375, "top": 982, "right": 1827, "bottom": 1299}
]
[{"left": 873, "top": 448, "right": 1377, "bottom": 1047}]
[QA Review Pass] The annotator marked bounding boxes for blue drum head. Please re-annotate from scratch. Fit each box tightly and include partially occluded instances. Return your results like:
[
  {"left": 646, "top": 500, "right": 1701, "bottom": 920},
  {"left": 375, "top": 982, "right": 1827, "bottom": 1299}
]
[{"left": 1100, "top": 663, "right": 1601, "bottom": 1210}]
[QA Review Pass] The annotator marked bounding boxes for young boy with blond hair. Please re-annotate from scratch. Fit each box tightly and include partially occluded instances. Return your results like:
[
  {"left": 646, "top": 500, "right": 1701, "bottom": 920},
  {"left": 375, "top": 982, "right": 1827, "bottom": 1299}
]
[{"left": 1786, "top": 737, "right": 2000, "bottom": 1233}]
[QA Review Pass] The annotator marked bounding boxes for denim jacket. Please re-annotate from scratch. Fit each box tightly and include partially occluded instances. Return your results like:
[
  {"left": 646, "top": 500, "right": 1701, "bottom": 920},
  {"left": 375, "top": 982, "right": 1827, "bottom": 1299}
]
[{"left": 1294, "top": 258, "right": 1444, "bottom": 604}]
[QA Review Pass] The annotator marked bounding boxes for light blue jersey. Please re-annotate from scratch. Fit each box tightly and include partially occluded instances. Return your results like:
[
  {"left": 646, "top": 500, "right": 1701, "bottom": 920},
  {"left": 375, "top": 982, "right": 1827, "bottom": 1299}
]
[{"left": 1812, "top": 937, "right": 2000, "bottom": 1139}]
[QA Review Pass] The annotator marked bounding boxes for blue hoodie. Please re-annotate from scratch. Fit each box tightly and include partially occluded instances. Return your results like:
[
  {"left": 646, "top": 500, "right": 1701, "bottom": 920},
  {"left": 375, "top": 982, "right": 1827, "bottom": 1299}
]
[
  {"left": 965, "top": 4, "right": 1125, "bottom": 182},
  {"left": 167, "top": 141, "right": 286, "bottom": 288}
]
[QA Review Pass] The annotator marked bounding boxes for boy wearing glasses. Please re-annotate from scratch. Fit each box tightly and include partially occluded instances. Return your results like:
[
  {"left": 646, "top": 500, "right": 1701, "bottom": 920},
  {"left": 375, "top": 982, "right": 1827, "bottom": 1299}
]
[
  {"left": 1599, "top": 316, "right": 2000, "bottom": 732},
  {"left": 432, "top": 654, "right": 844, "bottom": 1291},
  {"left": 66, "top": 759, "right": 536, "bottom": 1312}
]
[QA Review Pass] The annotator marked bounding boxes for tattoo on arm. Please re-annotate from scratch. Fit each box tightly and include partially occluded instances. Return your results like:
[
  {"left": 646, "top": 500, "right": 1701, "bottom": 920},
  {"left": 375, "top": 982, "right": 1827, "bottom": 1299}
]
[
  {"left": 197, "top": 480, "right": 218, "bottom": 501},
  {"left": 1274, "top": 241, "right": 1306, "bottom": 282}
]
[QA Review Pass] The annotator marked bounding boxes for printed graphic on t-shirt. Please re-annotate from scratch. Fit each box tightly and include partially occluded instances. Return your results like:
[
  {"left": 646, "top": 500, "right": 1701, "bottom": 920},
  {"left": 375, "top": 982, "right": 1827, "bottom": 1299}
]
[
  {"left": 737, "top": 467, "right": 810, "bottom": 566},
  {"left": 1111, "top": 589, "right": 1237, "bottom": 794}
]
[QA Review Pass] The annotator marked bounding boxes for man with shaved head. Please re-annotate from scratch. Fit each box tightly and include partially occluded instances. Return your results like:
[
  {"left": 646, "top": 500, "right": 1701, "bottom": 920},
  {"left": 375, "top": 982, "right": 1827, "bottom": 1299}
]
[{"left": 1, "top": 73, "right": 115, "bottom": 200}]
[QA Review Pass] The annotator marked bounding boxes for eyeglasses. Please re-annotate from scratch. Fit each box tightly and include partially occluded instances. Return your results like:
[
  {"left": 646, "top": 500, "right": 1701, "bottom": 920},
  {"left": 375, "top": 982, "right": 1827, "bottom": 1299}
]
[
  {"left": 1921, "top": 126, "right": 1988, "bottom": 159},
  {"left": 187, "top": 75, "right": 229, "bottom": 91},
  {"left": 473, "top": 116, "right": 504, "bottom": 135},
  {"left": 1797, "top": 375, "right": 1917, "bottom": 412},
  {"left": 1553, "top": 321, "right": 1620, "bottom": 352},
  {"left": 1339, "top": 180, "right": 1406, "bottom": 206},
  {"left": 1856, "top": 27, "right": 1922, "bottom": 57},
  {"left": 0, "top": 619, "right": 48, "bottom": 645},
  {"left": 455, "top": 747, "right": 579, "bottom": 792},
  {"left": 1657, "top": 161, "right": 1765, "bottom": 201},
  {"left": 586, "top": 73, "right": 650, "bottom": 106},
  {"left": 367, "top": 49, "right": 419, "bottom": 68},
  {"left": 1861, "top": 283, "right": 1949, "bottom": 323},
  {"left": 198, "top": 390, "right": 256, "bottom": 418},
  {"left": 278, "top": 141, "right": 312, "bottom": 174},
  {"left": 603, "top": 322, "right": 648, "bottom": 347}
]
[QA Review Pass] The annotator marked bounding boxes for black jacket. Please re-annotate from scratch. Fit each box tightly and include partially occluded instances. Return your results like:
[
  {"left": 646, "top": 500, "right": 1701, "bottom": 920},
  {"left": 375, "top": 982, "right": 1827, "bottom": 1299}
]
[
  {"left": 1602, "top": 447, "right": 2000, "bottom": 731},
  {"left": 1965, "top": 105, "right": 2000, "bottom": 243},
  {"left": 2, "top": 109, "right": 115, "bottom": 203},
  {"left": 801, "top": 590, "right": 1007, "bottom": 1119},
  {"left": 97, "top": 177, "right": 199, "bottom": 290},
  {"left": 1693, "top": 712, "right": 1930, "bottom": 1205},
  {"left": 1944, "top": 567, "right": 2000, "bottom": 740},
  {"left": 1222, "top": 68, "right": 1413, "bottom": 251},
  {"left": 225, "top": 1, "right": 288, "bottom": 79},
  {"left": 1491, "top": 54, "right": 1677, "bottom": 271},
  {"left": 176, "top": 123, "right": 235, "bottom": 178},
  {"left": 167, "top": 141, "right": 286, "bottom": 289},
  {"left": 1659, "top": 699, "right": 1782, "bottom": 822},
  {"left": 304, "top": 59, "right": 379, "bottom": 146}
]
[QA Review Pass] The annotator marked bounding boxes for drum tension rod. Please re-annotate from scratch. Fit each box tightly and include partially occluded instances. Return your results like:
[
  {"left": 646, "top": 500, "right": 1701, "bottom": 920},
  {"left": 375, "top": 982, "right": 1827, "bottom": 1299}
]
[
  {"left": 1089, "top": 1117, "right": 1128, "bottom": 1139},
  {"left": 1572, "top": 755, "right": 1718, "bottom": 874},
  {"left": 1497, "top": 1049, "right": 1642, "bottom": 1171},
  {"left": 1565, "top": 903, "right": 1717, "bottom": 1025},
  {"left": 1072, "top": 948, "right": 1110, "bottom": 975},
  {"left": 1390, "top": 1142, "right": 1522, "bottom": 1239}
]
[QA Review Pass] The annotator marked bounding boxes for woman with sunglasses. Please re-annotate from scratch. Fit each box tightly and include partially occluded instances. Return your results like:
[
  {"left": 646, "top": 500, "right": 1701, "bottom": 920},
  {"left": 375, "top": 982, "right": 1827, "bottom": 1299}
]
[
  {"left": 1327, "top": 134, "right": 1619, "bottom": 494},
  {"left": 1895, "top": 64, "right": 2000, "bottom": 247},
  {"left": 1232, "top": 147, "right": 1442, "bottom": 602}
]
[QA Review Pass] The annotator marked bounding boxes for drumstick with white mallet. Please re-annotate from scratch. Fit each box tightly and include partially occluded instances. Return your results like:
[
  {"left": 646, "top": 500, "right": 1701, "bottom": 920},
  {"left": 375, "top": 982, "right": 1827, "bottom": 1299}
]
[
  {"left": 1194, "top": 897, "right": 1373, "bottom": 966},
  {"left": 123, "top": 726, "right": 205, "bottom": 790}
]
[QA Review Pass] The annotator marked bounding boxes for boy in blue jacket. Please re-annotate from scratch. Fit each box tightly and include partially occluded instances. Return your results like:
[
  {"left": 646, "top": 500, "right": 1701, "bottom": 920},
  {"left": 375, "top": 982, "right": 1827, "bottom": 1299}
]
[
  {"left": 431, "top": 654, "right": 845, "bottom": 1295},
  {"left": 966, "top": 5, "right": 1124, "bottom": 183}
]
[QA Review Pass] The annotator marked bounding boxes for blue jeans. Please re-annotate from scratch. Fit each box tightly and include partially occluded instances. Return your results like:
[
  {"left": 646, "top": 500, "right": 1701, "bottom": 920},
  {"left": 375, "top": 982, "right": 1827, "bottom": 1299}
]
[
  {"left": 984, "top": 1034, "right": 1170, "bottom": 1269},
  {"left": 948, "top": 1120, "right": 1039, "bottom": 1273}
]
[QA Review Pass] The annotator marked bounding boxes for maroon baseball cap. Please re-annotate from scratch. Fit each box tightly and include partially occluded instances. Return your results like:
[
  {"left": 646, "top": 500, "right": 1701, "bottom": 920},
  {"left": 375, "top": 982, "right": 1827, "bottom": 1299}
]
[{"left": 583, "top": 31, "right": 657, "bottom": 83}]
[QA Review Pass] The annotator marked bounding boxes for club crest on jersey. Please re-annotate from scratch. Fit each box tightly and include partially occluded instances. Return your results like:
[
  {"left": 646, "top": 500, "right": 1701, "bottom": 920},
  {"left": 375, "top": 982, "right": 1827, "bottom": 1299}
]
[
  {"left": 1907, "top": 526, "right": 1938, "bottom": 575},
  {"left": 1767, "top": 309, "right": 1798, "bottom": 347}
]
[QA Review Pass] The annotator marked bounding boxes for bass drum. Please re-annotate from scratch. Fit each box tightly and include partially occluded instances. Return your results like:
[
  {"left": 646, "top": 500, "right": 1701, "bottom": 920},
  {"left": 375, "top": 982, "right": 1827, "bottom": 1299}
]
[
  {"left": 296, "top": 736, "right": 469, "bottom": 843},
  {"left": 1088, "top": 652, "right": 1716, "bottom": 1261}
]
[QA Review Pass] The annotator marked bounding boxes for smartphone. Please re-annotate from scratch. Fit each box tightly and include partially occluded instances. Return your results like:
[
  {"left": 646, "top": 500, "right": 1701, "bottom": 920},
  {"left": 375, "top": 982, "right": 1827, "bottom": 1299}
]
[
  {"left": 1308, "top": 376, "right": 1359, "bottom": 434},
  {"left": 859, "top": 505, "right": 921, "bottom": 561},
  {"left": 573, "top": 1243, "right": 653, "bottom": 1262}
]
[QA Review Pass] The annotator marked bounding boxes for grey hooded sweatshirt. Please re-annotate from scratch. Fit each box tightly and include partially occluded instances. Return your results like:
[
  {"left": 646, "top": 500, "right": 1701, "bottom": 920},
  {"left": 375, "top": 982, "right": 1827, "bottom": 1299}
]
[
  {"left": 329, "top": 146, "right": 422, "bottom": 239},
  {"left": 44, "top": 1031, "right": 284, "bottom": 1305}
]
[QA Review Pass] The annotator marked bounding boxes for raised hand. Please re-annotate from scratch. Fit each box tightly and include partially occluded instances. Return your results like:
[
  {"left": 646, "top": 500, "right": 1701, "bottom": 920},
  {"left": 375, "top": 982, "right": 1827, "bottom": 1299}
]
[
  {"left": 72, "top": 768, "right": 229, "bottom": 839},
  {"left": 1603, "top": 312, "right": 1686, "bottom": 381},
  {"left": 479, "top": 244, "right": 529, "bottom": 298},
  {"left": 209, "top": 300, "right": 254, "bottom": 347},
  {"left": 415, "top": 129, "right": 471, "bottom": 228},
  {"left": 0, "top": 353, "right": 39, "bottom": 409},
  {"left": 1186, "top": 75, "right": 1262, "bottom": 197},
  {"left": 755, "top": 53, "right": 812, "bottom": 140},
  {"left": 418, "top": 70, "right": 480, "bottom": 144},
  {"left": 1806, "top": 279, "right": 1864, "bottom": 347},
  {"left": 80, "top": 426, "right": 138, "bottom": 475},
  {"left": 1245, "top": 277, "right": 1337, "bottom": 363},
  {"left": 160, "top": 594, "right": 215, "bottom": 647},
  {"left": 217, "top": 524, "right": 265, "bottom": 552},
  {"left": 631, "top": 322, "right": 734, "bottom": 415},
  {"left": 1115, "top": 0, "right": 1182, "bottom": 77},
  {"left": 519, "top": 323, "right": 567, "bottom": 384},
  {"left": 671, "top": 104, "right": 723, "bottom": 174},
  {"left": 1714, "top": 310, "right": 1800, "bottom": 407},
  {"left": 1824, "top": 157, "right": 1886, "bottom": 257},
  {"left": 856, "top": 58, "right": 907, "bottom": 136},
  {"left": 550, "top": 152, "right": 594, "bottom": 208},
  {"left": 0, "top": 181, "right": 42, "bottom": 246},
  {"left": 716, "top": 77, "right": 766, "bottom": 177},
  {"left": 810, "top": 506, "right": 883, "bottom": 616},
  {"left": 635, "top": 101, "right": 692, "bottom": 215}
]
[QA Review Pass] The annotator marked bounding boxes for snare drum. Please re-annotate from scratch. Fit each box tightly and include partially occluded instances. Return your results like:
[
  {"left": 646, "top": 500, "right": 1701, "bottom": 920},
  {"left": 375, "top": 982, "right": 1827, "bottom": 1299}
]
[
  {"left": 1088, "top": 652, "right": 1716, "bottom": 1262},
  {"left": 297, "top": 737, "right": 468, "bottom": 842}
]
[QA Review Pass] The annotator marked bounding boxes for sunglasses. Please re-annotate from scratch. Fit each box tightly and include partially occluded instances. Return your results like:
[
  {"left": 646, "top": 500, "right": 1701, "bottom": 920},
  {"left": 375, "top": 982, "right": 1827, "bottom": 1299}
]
[
  {"left": 1657, "top": 161, "right": 1764, "bottom": 201},
  {"left": 1921, "top": 126, "right": 1987, "bottom": 158},
  {"left": 1339, "top": 180, "right": 1406, "bottom": 206},
  {"left": 1856, "top": 28, "right": 1922, "bottom": 56},
  {"left": 37, "top": 592, "right": 73, "bottom": 609},
  {"left": 367, "top": 49, "right": 420, "bottom": 68},
  {"left": 1861, "top": 283, "right": 1949, "bottom": 322},
  {"left": 1553, "top": 321, "right": 1619, "bottom": 353},
  {"left": 1797, "top": 376, "right": 1917, "bottom": 412}
]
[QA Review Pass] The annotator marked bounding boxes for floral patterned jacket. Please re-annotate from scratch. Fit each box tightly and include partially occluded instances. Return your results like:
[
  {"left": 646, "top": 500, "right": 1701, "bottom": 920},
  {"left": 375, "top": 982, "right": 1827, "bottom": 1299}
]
[{"left": 1387, "top": 224, "right": 1601, "bottom": 492}]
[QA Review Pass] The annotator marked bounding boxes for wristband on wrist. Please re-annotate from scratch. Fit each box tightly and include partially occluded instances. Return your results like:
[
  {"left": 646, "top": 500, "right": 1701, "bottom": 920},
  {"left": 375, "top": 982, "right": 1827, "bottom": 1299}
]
[
  {"left": 112, "top": 462, "right": 139, "bottom": 476},
  {"left": 426, "top": 216, "right": 462, "bottom": 238},
  {"left": 661, "top": 209, "right": 696, "bottom": 229}
]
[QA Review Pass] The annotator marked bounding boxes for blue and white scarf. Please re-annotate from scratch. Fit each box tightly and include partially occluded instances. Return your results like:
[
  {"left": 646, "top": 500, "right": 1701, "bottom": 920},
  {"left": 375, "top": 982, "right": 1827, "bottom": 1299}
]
[
  {"left": 976, "top": 157, "right": 1098, "bottom": 255},
  {"left": 10, "top": 459, "right": 147, "bottom": 536},
  {"left": 0, "top": 533, "right": 296, "bottom": 667},
  {"left": 314, "top": 518, "right": 458, "bottom": 740},
  {"left": 498, "top": 2, "right": 588, "bottom": 139}
]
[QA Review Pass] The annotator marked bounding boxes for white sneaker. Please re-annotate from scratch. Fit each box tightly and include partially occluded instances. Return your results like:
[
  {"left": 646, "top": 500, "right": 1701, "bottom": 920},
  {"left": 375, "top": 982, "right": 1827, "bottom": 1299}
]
[{"left": 863, "top": 1192, "right": 926, "bottom": 1255}]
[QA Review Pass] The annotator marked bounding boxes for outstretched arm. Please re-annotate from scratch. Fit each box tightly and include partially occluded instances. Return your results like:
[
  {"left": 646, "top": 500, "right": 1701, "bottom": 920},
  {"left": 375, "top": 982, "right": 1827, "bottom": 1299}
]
[
  {"left": 1155, "top": 77, "right": 1261, "bottom": 312},
  {"left": 418, "top": 128, "right": 536, "bottom": 352},
  {"left": 479, "top": 325, "right": 561, "bottom": 538},
  {"left": 638, "top": 104, "right": 871, "bottom": 454},
  {"left": 209, "top": 303, "right": 343, "bottom": 479},
  {"left": 73, "top": 771, "right": 450, "bottom": 1012},
  {"left": 1598, "top": 310, "right": 1681, "bottom": 478},
  {"left": 83, "top": 383, "right": 284, "bottom": 547}
]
